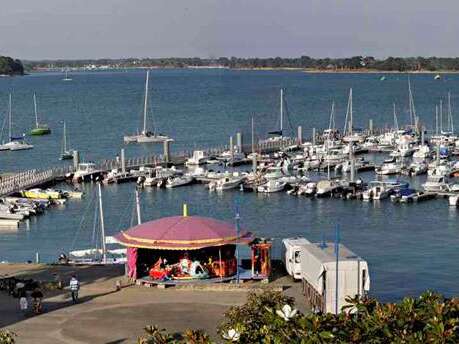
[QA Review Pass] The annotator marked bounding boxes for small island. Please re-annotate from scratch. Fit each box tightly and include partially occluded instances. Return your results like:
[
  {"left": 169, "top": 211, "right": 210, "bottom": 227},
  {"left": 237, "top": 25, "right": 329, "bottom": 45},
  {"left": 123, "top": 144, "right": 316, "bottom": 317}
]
[{"left": 0, "top": 56, "right": 24, "bottom": 76}]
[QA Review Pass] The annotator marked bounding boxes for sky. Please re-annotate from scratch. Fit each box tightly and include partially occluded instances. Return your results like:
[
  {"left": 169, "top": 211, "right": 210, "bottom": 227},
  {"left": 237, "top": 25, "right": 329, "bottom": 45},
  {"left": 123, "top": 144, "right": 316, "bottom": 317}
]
[{"left": 1, "top": 0, "right": 458, "bottom": 60}]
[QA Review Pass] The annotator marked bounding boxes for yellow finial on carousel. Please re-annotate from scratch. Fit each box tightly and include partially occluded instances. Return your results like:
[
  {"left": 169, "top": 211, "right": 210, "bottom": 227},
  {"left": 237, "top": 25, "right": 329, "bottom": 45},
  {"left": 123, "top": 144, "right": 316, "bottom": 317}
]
[{"left": 183, "top": 203, "right": 188, "bottom": 217}]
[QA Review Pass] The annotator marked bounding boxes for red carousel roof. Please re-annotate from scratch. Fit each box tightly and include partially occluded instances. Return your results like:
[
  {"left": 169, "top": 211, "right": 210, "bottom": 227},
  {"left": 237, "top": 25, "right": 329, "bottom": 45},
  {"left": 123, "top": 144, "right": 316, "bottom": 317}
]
[{"left": 115, "top": 215, "right": 253, "bottom": 250}]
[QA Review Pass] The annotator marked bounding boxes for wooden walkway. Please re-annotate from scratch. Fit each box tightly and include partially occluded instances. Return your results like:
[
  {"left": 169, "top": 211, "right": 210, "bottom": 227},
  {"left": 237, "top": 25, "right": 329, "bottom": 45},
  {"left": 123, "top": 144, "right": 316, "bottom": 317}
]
[{"left": 0, "top": 138, "right": 298, "bottom": 197}]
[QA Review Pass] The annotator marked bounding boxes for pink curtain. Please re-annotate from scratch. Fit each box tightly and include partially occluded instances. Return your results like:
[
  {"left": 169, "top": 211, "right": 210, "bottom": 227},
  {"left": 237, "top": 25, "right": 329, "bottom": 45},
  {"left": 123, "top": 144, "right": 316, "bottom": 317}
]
[{"left": 127, "top": 247, "right": 138, "bottom": 279}]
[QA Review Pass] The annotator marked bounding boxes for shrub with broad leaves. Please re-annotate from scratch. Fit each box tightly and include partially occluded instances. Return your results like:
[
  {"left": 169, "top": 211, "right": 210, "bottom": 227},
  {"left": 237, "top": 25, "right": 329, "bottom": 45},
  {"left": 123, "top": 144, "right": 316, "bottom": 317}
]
[
  {"left": 0, "top": 330, "right": 16, "bottom": 344},
  {"left": 139, "top": 290, "right": 459, "bottom": 343}
]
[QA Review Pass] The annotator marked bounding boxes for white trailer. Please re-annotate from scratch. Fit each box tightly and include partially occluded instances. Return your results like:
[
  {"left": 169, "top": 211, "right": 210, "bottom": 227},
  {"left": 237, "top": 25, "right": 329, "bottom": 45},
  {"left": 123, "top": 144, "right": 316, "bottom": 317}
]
[
  {"left": 299, "top": 242, "right": 370, "bottom": 314},
  {"left": 282, "top": 237, "right": 311, "bottom": 280}
]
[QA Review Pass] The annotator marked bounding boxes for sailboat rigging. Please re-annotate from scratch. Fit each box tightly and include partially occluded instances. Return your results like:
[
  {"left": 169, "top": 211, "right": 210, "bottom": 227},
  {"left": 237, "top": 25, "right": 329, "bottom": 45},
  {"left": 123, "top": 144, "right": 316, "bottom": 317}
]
[
  {"left": 124, "top": 70, "right": 173, "bottom": 144},
  {"left": 30, "top": 93, "right": 51, "bottom": 135},
  {"left": 0, "top": 94, "right": 34, "bottom": 151},
  {"left": 60, "top": 121, "right": 73, "bottom": 160},
  {"left": 63, "top": 69, "right": 72, "bottom": 81},
  {"left": 342, "top": 88, "right": 363, "bottom": 143},
  {"left": 68, "top": 183, "right": 126, "bottom": 264}
]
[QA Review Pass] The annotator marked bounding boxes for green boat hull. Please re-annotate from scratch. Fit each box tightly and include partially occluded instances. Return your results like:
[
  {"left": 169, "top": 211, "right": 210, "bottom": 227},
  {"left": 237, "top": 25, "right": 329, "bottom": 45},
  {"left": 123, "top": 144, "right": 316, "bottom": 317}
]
[{"left": 30, "top": 127, "right": 51, "bottom": 136}]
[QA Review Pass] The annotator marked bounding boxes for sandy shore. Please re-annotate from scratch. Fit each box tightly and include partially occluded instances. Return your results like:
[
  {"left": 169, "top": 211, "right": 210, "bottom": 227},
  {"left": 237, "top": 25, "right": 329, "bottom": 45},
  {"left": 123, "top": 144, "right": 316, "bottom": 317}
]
[{"left": 0, "top": 263, "right": 303, "bottom": 343}]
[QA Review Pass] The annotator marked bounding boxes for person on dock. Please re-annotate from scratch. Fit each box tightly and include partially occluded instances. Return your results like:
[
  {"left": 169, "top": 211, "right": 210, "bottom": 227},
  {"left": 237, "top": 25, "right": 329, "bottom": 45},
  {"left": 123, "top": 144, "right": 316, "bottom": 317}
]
[{"left": 69, "top": 275, "right": 80, "bottom": 304}]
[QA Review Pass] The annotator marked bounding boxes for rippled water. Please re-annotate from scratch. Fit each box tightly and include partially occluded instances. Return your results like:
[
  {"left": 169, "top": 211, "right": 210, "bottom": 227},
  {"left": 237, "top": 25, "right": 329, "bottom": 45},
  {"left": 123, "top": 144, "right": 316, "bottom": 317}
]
[{"left": 0, "top": 70, "right": 458, "bottom": 302}]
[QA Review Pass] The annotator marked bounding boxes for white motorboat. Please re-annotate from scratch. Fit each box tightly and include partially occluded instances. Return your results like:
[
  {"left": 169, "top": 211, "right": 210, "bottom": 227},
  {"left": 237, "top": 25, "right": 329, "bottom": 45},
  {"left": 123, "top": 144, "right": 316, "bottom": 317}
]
[
  {"left": 213, "top": 174, "right": 246, "bottom": 191},
  {"left": 165, "top": 175, "right": 194, "bottom": 188},
  {"left": 316, "top": 179, "right": 341, "bottom": 197},
  {"left": 257, "top": 179, "right": 287, "bottom": 193},
  {"left": 413, "top": 145, "right": 431, "bottom": 159},
  {"left": 449, "top": 194, "right": 459, "bottom": 206},
  {"left": 408, "top": 161, "right": 428, "bottom": 176},
  {"left": 264, "top": 166, "right": 284, "bottom": 180},
  {"left": 395, "top": 135, "right": 416, "bottom": 157},
  {"left": 363, "top": 181, "right": 392, "bottom": 201},
  {"left": 422, "top": 175, "right": 449, "bottom": 193},
  {"left": 186, "top": 150, "right": 208, "bottom": 166},
  {"left": 217, "top": 150, "right": 245, "bottom": 162},
  {"left": 428, "top": 161, "right": 451, "bottom": 177},
  {"left": 141, "top": 166, "right": 181, "bottom": 186},
  {"left": 124, "top": 71, "right": 172, "bottom": 144},
  {"left": 375, "top": 159, "right": 402, "bottom": 175},
  {"left": 304, "top": 182, "right": 317, "bottom": 196},
  {"left": 72, "top": 163, "right": 102, "bottom": 182}
]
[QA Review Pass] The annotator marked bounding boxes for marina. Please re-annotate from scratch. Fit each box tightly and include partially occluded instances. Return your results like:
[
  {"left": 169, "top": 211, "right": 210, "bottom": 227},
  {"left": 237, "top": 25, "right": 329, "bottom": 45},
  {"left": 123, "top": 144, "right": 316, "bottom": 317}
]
[{"left": 1, "top": 70, "right": 459, "bottom": 303}]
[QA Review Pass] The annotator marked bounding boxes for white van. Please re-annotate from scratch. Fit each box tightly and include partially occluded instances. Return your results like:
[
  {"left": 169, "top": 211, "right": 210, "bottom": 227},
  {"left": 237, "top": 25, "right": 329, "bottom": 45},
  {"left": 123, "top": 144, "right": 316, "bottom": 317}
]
[
  {"left": 299, "top": 242, "right": 370, "bottom": 314},
  {"left": 282, "top": 238, "right": 311, "bottom": 280}
]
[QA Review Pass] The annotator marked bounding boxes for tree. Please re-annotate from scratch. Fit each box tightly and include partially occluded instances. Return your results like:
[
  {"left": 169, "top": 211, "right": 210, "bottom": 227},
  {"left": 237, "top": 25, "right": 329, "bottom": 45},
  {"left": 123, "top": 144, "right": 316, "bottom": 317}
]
[{"left": 0, "top": 56, "right": 24, "bottom": 75}]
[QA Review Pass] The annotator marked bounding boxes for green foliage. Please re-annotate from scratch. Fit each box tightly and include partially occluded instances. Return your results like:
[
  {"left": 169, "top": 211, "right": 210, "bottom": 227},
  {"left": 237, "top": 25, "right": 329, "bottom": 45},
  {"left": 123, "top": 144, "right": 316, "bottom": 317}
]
[
  {"left": 0, "top": 56, "right": 24, "bottom": 75},
  {"left": 137, "top": 325, "right": 211, "bottom": 344},
  {"left": 139, "top": 290, "right": 459, "bottom": 343},
  {"left": 25, "top": 56, "right": 459, "bottom": 72},
  {"left": 0, "top": 330, "right": 16, "bottom": 344}
]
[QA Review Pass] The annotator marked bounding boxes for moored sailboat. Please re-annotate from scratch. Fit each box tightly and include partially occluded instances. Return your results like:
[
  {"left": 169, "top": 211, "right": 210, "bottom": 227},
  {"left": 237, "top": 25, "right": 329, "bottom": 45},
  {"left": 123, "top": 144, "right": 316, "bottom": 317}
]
[
  {"left": 0, "top": 94, "right": 33, "bottom": 151},
  {"left": 29, "top": 93, "right": 51, "bottom": 135},
  {"left": 124, "top": 71, "right": 173, "bottom": 144},
  {"left": 60, "top": 121, "right": 73, "bottom": 160}
]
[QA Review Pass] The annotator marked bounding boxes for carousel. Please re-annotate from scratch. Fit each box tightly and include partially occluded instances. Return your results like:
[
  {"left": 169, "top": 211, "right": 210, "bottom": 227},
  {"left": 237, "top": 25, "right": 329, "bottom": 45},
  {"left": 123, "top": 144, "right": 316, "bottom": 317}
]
[{"left": 115, "top": 205, "right": 272, "bottom": 284}]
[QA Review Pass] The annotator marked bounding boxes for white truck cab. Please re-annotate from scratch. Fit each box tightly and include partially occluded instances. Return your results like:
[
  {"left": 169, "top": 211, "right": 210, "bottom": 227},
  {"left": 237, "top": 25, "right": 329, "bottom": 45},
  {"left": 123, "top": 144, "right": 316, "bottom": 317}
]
[{"left": 282, "top": 238, "right": 311, "bottom": 280}]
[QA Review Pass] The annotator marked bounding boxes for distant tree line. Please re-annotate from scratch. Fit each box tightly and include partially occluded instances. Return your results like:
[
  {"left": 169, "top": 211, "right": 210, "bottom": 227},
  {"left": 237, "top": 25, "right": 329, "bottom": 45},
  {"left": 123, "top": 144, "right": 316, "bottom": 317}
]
[
  {"left": 24, "top": 56, "right": 459, "bottom": 71},
  {"left": 0, "top": 56, "right": 24, "bottom": 75}
]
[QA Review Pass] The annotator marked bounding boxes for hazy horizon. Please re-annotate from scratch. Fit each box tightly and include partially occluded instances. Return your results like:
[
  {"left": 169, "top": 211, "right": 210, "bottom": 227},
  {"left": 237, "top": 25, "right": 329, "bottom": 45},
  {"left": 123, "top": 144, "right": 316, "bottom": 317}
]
[{"left": 1, "top": 0, "right": 458, "bottom": 60}]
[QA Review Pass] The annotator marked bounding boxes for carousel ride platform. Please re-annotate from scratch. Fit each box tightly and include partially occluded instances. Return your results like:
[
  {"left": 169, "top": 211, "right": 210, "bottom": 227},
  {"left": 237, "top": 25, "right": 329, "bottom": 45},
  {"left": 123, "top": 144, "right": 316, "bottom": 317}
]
[{"left": 136, "top": 268, "right": 267, "bottom": 288}]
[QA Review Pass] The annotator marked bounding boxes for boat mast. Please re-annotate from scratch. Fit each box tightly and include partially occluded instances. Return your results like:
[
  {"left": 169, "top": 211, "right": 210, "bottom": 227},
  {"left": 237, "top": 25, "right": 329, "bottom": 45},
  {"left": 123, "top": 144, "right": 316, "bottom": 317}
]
[
  {"left": 343, "top": 88, "right": 353, "bottom": 136},
  {"left": 408, "top": 78, "right": 414, "bottom": 125},
  {"left": 329, "top": 101, "right": 335, "bottom": 132},
  {"left": 97, "top": 183, "right": 107, "bottom": 263},
  {"left": 448, "top": 92, "right": 454, "bottom": 133},
  {"left": 393, "top": 103, "right": 399, "bottom": 131},
  {"left": 135, "top": 189, "right": 142, "bottom": 225},
  {"left": 349, "top": 88, "right": 353, "bottom": 135},
  {"left": 439, "top": 100, "right": 443, "bottom": 134},
  {"left": 280, "top": 88, "right": 283, "bottom": 136},
  {"left": 435, "top": 105, "right": 439, "bottom": 135},
  {"left": 33, "top": 93, "right": 39, "bottom": 128},
  {"left": 142, "top": 70, "right": 150, "bottom": 134},
  {"left": 63, "top": 122, "right": 67, "bottom": 153},
  {"left": 251, "top": 115, "right": 255, "bottom": 154},
  {"left": 8, "top": 94, "right": 12, "bottom": 140}
]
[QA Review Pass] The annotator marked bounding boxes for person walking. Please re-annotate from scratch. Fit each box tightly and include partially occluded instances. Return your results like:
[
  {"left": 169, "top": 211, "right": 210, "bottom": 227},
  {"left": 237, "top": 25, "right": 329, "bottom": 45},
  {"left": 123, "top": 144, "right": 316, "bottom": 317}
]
[
  {"left": 19, "top": 293, "right": 28, "bottom": 316},
  {"left": 31, "top": 288, "right": 43, "bottom": 314},
  {"left": 69, "top": 275, "right": 80, "bottom": 304}
]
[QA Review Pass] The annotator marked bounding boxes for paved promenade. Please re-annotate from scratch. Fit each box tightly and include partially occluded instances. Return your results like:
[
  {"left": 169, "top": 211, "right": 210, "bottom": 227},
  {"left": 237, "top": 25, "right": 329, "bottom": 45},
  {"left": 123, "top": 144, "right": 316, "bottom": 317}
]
[{"left": 0, "top": 264, "right": 303, "bottom": 343}]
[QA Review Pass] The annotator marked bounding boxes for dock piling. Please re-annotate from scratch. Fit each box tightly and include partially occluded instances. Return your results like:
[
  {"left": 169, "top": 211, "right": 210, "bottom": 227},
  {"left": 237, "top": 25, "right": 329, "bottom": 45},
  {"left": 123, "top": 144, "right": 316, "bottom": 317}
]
[
  {"left": 236, "top": 132, "right": 242, "bottom": 153},
  {"left": 121, "top": 149, "right": 126, "bottom": 173},
  {"left": 297, "top": 126, "right": 303, "bottom": 145},
  {"left": 72, "top": 151, "right": 79, "bottom": 171},
  {"left": 163, "top": 140, "right": 170, "bottom": 164},
  {"left": 230, "top": 136, "right": 234, "bottom": 157}
]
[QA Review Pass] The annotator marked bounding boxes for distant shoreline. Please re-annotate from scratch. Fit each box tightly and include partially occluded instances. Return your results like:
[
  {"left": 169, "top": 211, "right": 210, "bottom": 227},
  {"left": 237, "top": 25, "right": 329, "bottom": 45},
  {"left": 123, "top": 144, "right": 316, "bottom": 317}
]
[
  {"left": 27, "top": 67, "right": 459, "bottom": 74},
  {"left": 233, "top": 67, "right": 457, "bottom": 74}
]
